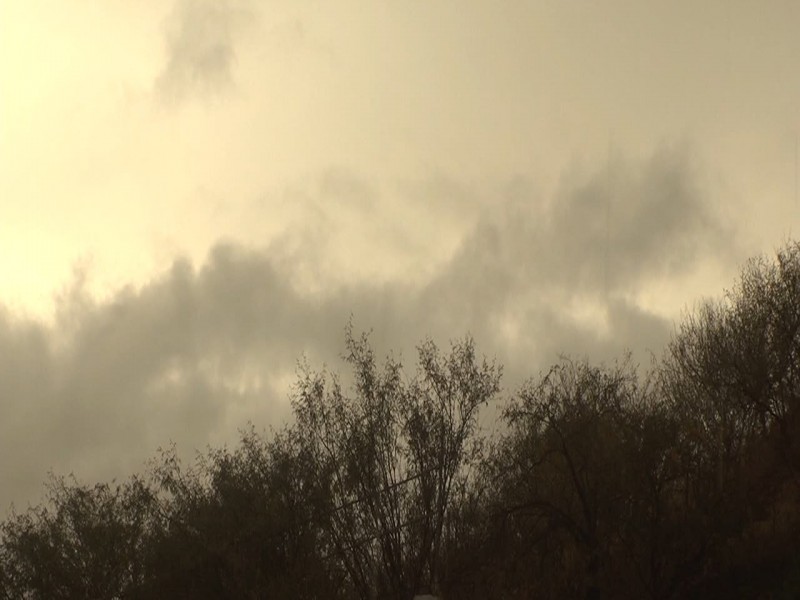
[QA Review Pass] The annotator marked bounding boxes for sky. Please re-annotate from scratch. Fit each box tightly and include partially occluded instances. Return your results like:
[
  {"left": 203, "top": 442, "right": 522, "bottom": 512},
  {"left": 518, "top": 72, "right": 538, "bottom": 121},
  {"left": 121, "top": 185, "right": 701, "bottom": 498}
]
[{"left": 0, "top": 0, "right": 798, "bottom": 513}]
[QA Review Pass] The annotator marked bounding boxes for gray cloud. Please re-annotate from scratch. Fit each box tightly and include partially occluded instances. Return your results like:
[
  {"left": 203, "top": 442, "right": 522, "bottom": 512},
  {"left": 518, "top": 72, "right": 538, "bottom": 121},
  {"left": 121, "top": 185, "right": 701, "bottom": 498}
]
[
  {"left": 0, "top": 146, "right": 740, "bottom": 514},
  {"left": 155, "top": 0, "right": 253, "bottom": 104}
]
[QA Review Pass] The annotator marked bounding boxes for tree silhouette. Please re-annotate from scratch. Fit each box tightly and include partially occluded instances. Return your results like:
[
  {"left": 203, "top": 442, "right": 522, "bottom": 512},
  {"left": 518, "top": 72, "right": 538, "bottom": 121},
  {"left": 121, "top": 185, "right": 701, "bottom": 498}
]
[
  {"left": 2, "top": 240, "right": 800, "bottom": 599},
  {"left": 291, "top": 328, "right": 500, "bottom": 599}
]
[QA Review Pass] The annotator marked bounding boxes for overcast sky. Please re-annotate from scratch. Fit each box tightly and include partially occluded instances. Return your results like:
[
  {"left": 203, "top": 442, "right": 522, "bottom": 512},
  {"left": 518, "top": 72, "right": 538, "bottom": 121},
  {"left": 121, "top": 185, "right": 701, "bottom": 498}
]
[{"left": 0, "top": 0, "right": 798, "bottom": 513}]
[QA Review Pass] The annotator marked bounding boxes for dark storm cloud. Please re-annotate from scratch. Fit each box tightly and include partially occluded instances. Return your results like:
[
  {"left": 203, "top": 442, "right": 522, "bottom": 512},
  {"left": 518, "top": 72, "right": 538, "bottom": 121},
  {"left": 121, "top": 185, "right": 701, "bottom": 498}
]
[
  {"left": 155, "top": 0, "right": 253, "bottom": 103},
  {"left": 417, "top": 145, "right": 736, "bottom": 367},
  {"left": 0, "top": 146, "right": 740, "bottom": 513},
  {"left": 431, "top": 146, "right": 727, "bottom": 306}
]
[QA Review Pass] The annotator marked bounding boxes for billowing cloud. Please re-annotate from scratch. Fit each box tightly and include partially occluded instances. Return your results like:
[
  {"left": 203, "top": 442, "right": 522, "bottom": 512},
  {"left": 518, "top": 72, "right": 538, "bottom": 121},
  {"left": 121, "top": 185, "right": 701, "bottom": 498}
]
[
  {"left": 155, "top": 0, "right": 254, "bottom": 104},
  {"left": 0, "top": 147, "right": 741, "bottom": 514}
]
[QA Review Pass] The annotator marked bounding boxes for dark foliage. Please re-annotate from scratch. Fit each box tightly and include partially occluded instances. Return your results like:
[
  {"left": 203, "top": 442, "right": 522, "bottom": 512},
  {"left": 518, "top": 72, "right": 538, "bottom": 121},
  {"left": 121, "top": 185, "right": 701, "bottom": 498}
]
[{"left": 2, "top": 241, "right": 799, "bottom": 599}]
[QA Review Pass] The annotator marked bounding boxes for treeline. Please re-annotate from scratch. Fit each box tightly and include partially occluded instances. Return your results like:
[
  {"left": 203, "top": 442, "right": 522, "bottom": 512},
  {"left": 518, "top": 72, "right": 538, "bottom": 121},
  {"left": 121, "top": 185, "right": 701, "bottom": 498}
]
[{"left": 1, "top": 241, "right": 799, "bottom": 599}]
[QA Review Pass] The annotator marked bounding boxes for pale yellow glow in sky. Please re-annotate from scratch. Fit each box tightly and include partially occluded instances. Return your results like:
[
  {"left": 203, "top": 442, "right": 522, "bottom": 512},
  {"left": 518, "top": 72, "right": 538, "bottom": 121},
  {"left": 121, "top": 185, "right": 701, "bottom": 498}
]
[
  {"left": 2, "top": 0, "right": 800, "bottom": 514},
  {"left": 1, "top": 0, "right": 798, "bottom": 319}
]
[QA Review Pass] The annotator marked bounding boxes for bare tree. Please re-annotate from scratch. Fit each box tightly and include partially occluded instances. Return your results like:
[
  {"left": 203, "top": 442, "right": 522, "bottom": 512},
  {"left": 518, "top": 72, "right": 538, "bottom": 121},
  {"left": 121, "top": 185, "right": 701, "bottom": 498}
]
[
  {"left": 292, "top": 328, "right": 500, "bottom": 599},
  {"left": 496, "top": 359, "right": 639, "bottom": 599}
]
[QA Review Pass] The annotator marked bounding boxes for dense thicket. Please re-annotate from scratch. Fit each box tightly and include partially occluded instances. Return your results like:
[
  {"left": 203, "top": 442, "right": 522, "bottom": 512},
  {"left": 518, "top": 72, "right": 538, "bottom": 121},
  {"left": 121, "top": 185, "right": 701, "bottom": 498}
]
[{"left": 2, "top": 241, "right": 799, "bottom": 599}]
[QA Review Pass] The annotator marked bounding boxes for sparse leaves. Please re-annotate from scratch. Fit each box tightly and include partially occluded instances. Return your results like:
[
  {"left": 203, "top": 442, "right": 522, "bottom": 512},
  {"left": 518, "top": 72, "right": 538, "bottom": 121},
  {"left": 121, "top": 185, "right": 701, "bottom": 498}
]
[{"left": 2, "top": 241, "right": 800, "bottom": 599}]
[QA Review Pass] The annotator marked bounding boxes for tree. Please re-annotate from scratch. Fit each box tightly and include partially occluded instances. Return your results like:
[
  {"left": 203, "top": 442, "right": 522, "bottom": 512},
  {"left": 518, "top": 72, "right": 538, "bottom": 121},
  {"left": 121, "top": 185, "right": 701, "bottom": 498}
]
[
  {"left": 494, "top": 359, "right": 640, "bottom": 599},
  {"left": 291, "top": 328, "right": 500, "bottom": 599},
  {"left": 3, "top": 241, "right": 800, "bottom": 598},
  {"left": 0, "top": 475, "right": 158, "bottom": 599},
  {"left": 662, "top": 241, "right": 800, "bottom": 482},
  {"left": 658, "top": 240, "right": 800, "bottom": 596},
  {"left": 138, "top": 432, "right": 337, "bottom": 599}
]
